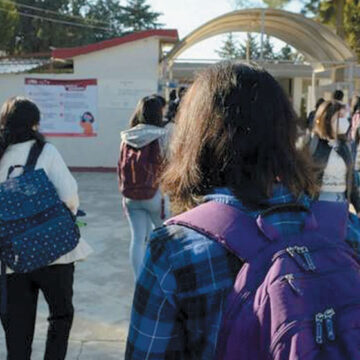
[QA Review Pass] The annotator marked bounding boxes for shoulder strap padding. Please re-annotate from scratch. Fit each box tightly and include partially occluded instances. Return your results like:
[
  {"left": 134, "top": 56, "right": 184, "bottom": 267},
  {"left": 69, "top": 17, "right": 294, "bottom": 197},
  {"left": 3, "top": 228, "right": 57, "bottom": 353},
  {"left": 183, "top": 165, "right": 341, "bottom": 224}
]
[
  {"left": 166, "top": 202, "right": 266, "bottom": 261},
  {"left": 165, "top": 200, "right": 348, "bottom": 261}
]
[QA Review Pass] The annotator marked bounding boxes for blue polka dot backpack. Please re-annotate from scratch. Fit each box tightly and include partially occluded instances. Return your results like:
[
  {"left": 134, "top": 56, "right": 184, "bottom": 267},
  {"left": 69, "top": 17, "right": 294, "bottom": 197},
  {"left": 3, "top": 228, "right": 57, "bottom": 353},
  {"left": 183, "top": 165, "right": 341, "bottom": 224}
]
[{"left": 0, "top": 141, "right": 80, "bottom": 312}]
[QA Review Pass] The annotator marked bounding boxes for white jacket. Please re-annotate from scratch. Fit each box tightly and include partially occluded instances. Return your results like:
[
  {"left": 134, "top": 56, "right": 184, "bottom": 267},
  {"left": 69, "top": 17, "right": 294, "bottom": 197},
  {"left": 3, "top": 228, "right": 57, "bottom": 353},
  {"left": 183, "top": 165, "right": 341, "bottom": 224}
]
[{"left": 0, "top": 140, "right": 92, "bottom": 273}]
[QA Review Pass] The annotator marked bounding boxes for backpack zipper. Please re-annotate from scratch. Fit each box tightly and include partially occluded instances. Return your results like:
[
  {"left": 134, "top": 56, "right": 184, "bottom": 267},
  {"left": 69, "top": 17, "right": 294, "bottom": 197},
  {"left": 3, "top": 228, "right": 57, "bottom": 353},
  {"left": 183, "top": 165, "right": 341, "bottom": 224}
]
[
  {"left": 274, "top": 265, "right": 355, "bottom": 287},
  {"left": 272, "top": 243, "right": 352, "bottom": 267},
  {"left": 283, "top": 274, "right": 303, "bottom": 295},
  {"left": 280, "top": 265, "right": 355, "bottom": 296},
  {"left": 270, "top": 303, "right": 360, "bottom": 356},
  {"left": 296, "top": 246, "right": 316, "bottom": 271},
  {"left": 315, "top": 313, "right": 324, "bottom": 344},
  {"left": 286, "top": 246, "right": 316, "bottom": 272},
  {"left": 315, "top": 308, "right": 336, "bottom": 344},
  {"left": 323, "top": 308, "right": 336, "bottom": 341}
]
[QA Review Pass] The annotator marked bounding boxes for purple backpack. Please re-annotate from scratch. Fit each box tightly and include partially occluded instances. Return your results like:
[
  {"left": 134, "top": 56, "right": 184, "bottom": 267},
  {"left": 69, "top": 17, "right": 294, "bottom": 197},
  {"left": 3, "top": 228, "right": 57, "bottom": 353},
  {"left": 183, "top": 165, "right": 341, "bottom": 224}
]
[{"left": 166, "top": 201, "right": 360, "bottom": 359}]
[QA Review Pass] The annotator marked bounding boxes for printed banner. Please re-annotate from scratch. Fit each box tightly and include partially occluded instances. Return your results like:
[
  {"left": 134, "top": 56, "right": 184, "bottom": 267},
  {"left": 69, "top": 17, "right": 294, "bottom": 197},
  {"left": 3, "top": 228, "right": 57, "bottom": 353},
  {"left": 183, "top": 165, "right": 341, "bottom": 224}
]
[{"left": 25, "top": 78, "right": 98, "bottom": 137}]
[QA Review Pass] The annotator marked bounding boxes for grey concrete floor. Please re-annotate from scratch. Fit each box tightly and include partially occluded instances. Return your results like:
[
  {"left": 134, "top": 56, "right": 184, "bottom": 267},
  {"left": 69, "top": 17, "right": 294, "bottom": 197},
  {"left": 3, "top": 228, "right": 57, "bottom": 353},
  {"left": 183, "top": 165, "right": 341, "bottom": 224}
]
[{"left": 0, "top": 172, "right": 134, "bottom": 359}]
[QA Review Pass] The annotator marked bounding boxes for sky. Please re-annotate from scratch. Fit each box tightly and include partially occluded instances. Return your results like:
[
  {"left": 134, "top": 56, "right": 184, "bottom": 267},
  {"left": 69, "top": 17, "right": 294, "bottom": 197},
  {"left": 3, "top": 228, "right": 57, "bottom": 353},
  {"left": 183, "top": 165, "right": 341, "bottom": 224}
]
[{"left": 147, "top": 0, "right": 304, "bottom": 59}]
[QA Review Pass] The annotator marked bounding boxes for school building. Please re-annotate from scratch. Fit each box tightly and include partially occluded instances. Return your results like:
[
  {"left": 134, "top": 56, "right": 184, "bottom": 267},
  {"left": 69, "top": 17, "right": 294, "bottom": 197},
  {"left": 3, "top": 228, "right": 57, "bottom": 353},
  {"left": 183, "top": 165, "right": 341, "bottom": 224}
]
[
  {"left": 0, "top": 30, "right": 178, "bottom": 169},
  {"left": 0, "top": 8, "right": 359, "bottom": 168}
]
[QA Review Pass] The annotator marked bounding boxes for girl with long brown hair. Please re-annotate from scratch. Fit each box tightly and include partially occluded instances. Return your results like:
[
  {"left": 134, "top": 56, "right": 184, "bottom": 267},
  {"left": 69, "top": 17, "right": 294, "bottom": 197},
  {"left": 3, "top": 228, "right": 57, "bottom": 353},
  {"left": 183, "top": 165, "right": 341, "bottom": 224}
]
[
  {"left": 125, "top": 62, "right": 359, "bottom": 359},
  {"left": 310, "top": 100, "right": 360, "bottom": 212}
]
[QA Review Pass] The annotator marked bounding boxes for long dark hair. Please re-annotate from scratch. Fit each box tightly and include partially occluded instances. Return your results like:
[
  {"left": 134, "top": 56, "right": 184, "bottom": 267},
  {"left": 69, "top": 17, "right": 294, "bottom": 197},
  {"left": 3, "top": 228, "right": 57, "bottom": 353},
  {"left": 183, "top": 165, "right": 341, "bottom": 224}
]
[
  {"left": 129, "top": 96, "right": 163, "bottom": 128},
  {"left": 161, "top": 62, "right": 318, "bottom": 213},
  {"left": 0, "top": 97, "right": 45, "bottom": 159}
]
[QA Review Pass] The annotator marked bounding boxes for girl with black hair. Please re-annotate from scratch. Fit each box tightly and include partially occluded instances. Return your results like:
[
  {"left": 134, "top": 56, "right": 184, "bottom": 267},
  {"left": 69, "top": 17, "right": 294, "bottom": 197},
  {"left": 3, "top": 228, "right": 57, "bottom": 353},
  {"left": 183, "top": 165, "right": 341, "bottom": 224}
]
[{"left": 0, "top": 97, "right": 92, "bottom": 360}]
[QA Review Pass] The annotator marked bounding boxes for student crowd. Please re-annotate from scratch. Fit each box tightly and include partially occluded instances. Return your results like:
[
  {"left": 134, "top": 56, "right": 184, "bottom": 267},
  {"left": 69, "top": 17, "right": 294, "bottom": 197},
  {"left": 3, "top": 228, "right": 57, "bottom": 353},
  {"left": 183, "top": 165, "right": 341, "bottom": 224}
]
[{"left": 1, "top": 62, "right": 360, "bottom": 359}]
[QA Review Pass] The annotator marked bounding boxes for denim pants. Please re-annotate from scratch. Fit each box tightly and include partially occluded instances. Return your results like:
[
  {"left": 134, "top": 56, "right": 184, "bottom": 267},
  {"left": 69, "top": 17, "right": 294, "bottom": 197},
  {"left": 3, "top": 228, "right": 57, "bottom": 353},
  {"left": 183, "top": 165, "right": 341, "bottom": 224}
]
[
  {"left": 0, "top": 263, "right": 74, "bottom": 360},
  {"left": 124, "top": 190, "right": 170, "bottom": 278}
]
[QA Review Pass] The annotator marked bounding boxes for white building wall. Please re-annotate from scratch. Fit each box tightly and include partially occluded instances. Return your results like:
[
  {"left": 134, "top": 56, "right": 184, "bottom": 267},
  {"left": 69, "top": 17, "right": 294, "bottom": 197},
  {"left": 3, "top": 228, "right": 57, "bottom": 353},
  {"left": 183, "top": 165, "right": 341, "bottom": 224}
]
[{"left": 0, "top": 37, "right": 160, "bottom": 168}]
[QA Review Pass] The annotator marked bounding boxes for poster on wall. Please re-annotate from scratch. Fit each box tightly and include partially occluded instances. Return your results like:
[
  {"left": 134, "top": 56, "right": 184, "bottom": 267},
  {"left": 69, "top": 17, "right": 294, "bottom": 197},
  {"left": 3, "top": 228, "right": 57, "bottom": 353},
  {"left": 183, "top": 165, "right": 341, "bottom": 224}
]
[{"left": 25, "top": 78, "right": 98, "bottom": 137}]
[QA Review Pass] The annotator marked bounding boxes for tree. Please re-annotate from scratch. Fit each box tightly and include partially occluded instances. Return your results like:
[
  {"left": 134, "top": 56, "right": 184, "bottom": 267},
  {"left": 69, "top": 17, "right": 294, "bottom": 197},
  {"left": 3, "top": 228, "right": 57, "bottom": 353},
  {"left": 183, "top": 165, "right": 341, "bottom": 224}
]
[
  {"left": 302, "top": 0, "right": 345, "bottom": 38},
  {"left": 84, "top": 0, "right": 125, "bottom": 43},
  {"left": 344, "top": 0, "right": 360, "bottom": 58},
  {"left": 262, "top": 35, "right": 275, "bottom": 60},
  {"left": 0, "top": 0, "right": 162, "bottom": 54},
  {"left": 216, "top": 33, "right": 240, "bottom": 59},
  {"left": 302, "top": 0, "right": 360, "bottom": 59},
  {"left": 12, "top": 0, "right": 71, "bottom": 53},
  {"left": 122, "top": 0, "right": 162, "bottom": 32},
  {"left": 0, "top": 0, "right": 19, "bottom": 53},
  {"left": 277, "top": 44, "right": 293, "bottom": 60},
  {"left": 239, "top": 33, "right": 260, "bottom": 60}
]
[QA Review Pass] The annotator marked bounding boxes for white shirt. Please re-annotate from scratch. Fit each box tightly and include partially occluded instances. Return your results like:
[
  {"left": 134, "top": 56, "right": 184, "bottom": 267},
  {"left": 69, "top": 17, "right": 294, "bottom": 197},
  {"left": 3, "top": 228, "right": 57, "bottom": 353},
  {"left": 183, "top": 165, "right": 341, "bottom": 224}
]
[
  {"left": 0, "top": 140, "right": 92, "bottom": 273},
  {"left": 320, "top": 147, "right": 347, "bottom": 193}
]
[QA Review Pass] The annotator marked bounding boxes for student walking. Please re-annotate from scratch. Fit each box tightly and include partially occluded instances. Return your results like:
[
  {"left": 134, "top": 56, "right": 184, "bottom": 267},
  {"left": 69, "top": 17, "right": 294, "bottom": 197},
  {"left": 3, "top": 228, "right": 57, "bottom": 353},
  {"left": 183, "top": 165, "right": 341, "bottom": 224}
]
[
  {"left": 125, "top": 62, "right": 360, "bottom": 359},
  {"left": 118, "top": 96, "right": 170, "bottom": 279},
  {"left": 0, "top": 97, "right": 92, "bottom": 360},
  {"left": 310, "top": 100, "right": 360, "bottom": 212}
]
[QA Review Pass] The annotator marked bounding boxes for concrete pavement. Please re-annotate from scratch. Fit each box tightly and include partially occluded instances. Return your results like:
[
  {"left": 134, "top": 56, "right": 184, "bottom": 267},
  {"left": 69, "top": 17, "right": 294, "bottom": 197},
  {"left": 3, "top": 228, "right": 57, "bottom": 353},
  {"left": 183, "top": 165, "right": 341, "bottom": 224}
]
[{"left": 0, "top": 172, "right": 134, "bottom": 359}]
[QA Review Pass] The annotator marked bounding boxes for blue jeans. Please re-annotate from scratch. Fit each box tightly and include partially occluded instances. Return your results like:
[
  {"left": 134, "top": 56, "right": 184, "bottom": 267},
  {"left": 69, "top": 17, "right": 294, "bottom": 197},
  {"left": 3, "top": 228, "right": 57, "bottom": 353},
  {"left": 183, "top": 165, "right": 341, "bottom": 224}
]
[{"left": 124, "top": 190, "right": 170, "bottom": 278}]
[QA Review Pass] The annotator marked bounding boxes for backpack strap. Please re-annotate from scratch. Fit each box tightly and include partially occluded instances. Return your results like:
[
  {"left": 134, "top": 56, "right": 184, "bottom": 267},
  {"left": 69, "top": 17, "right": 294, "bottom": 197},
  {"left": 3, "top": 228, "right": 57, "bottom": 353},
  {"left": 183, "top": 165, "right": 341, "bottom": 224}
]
[
  {"left": 165, "top": 200, "right": 347, "bottom": 261},
  {"left": 25, "top": 141, "right": 45, "bottom": 171},
  {"left": 165, "top": 202, "right": 274, "bottom": 261},
  {"left": 6, "top": 141, "right": 45, "bottom": 179}
]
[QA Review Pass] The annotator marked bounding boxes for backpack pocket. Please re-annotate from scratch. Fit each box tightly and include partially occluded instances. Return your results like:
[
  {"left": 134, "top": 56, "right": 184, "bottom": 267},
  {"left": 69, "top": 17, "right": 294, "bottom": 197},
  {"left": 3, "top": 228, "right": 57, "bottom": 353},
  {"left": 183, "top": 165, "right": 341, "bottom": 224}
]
[
  {"left": 6, "top": 213, "right": 79, "bottom": 273},
  {"left": 270, "top": 304, "right": 360, "bottom": 360}
]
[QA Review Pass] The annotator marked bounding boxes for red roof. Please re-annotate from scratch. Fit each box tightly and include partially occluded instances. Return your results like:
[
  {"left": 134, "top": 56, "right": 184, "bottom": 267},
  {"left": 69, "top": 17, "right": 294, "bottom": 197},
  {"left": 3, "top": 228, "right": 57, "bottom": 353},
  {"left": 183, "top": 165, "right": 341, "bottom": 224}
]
[{"left": 52, "top": 29, "right": 179, "bottom": 59}]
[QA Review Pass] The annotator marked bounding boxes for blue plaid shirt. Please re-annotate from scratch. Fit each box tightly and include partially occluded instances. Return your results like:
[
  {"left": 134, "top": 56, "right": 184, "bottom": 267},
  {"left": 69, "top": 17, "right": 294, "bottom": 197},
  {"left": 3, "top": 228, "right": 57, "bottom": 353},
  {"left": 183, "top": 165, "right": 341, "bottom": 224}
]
[{"left": 125, "top": 186, "right": 360, "bottom": 359}]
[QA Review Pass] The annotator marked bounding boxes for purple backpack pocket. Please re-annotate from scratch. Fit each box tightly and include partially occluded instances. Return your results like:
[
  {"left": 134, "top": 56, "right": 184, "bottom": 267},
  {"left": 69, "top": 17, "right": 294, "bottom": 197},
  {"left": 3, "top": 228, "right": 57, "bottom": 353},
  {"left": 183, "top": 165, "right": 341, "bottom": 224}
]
[{"left": 166, "top": 201, "right": 360, "bottom": 360}]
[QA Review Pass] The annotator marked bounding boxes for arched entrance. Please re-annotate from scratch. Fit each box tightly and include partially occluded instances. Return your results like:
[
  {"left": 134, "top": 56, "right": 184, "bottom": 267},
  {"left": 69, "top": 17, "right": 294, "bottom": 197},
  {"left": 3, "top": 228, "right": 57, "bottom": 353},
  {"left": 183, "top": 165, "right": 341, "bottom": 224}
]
[{"left": 161, "top": 9, "right": 357, "bottom": 113}]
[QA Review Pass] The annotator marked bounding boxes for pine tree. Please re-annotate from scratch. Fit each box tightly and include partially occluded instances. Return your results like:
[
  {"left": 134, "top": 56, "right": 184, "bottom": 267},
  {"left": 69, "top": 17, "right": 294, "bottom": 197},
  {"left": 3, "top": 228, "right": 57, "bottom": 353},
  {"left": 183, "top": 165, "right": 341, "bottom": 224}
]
[
  {"left": 84, "top": 0, "right": 124, "bottom": 43},
  {"left": 216, "top": 33, "right": 240, "bottom": 59},
  {"left": 123, "top": 0, "right": 162, "bottom": 32},
  {"left": 262, "top": 35, "right": 275, "bottom": 60},
  {"left": 239, "top": 33, "right": 260, "bottom": 60},
  {"left": 278, "top": 44, "right": 293, "bottom": 60}
]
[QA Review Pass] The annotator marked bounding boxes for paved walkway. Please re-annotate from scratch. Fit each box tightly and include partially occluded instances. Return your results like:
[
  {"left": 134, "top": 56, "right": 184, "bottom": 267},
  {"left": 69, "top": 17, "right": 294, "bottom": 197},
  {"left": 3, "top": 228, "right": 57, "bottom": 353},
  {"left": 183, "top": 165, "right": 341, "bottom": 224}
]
[{"left": 0, "top": 172, "right": 134, "bottom": 359}]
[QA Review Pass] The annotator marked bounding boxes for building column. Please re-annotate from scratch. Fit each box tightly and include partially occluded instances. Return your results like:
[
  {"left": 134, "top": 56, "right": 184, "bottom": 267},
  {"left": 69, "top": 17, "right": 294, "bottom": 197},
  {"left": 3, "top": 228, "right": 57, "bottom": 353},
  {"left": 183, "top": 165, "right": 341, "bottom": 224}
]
[{"left": 293, "top": 77, "right": 303, "bottom": 116}]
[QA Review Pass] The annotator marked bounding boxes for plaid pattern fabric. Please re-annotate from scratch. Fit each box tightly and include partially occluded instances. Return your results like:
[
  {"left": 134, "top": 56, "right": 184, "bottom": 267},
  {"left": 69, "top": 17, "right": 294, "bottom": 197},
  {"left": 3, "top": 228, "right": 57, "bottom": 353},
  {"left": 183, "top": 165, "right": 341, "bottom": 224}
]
[{"left": 125, "top": 186, "right": 360, "bottom": 359}]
